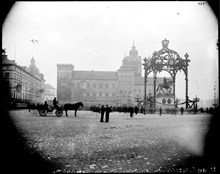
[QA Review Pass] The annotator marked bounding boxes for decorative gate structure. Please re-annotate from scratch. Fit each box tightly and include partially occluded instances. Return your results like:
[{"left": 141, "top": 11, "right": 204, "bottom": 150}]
[{"left": 143, "top": 39, "right": 190, "bottom": 114}]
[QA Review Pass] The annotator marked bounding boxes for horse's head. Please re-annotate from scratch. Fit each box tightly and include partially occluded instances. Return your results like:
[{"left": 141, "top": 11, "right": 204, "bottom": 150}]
[{"left": 80, "top": 102, "right": 84, "bottom": 107}]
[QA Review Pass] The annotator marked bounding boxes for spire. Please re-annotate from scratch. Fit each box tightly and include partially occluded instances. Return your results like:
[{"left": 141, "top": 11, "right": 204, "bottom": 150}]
[
  {"left": 129, "top": 41, "right": 138, "bottom": 56},
  {"left": 132, "top": 40, "right": 135, "bottom": 49}
]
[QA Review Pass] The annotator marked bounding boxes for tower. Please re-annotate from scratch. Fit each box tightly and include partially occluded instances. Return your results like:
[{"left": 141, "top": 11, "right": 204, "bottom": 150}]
[{"left": 121, "top": 43, "right": 142, "bottom": 77}]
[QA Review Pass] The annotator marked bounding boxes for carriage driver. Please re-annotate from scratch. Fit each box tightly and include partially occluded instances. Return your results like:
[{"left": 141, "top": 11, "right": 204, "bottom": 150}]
[{"left": 53, "top": 97, "right": 59, "bottom": 109}]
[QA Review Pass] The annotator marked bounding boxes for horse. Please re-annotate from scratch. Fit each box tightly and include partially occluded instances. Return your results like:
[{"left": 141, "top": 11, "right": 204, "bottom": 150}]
[
  {"left": 63, "top": 102, "right": 84, "bottom": 117},
  {"left": 157, "top": 80, "right": 173, "bottom": 94}
]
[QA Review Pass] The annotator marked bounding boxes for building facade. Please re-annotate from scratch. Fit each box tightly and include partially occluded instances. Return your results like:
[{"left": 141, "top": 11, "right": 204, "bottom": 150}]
[
  {"left": 2, "top": 52, "right": 46, "bottom": 105},
  {"left": 57, "top": 44, "right": 166, "bottom": 107},
  {"left": 44, "top": 83, "right": 56, "bottom": 101}
]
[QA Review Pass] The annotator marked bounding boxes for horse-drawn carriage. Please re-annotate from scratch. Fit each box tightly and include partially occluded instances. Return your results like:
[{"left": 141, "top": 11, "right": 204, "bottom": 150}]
[
  {"left": 37, "top": 101, "right": 63, "bottom": 117},
  {"left": 36, "top": 101, "right": 83, "bottom": 117}
]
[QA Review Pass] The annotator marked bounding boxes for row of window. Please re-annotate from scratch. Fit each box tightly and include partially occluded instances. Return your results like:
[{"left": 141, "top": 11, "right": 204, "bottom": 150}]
[
  {"left": 72, "top": 81, "right": 136, "bottom": 90},
  {"left": 4, "top": 71, "right": 41, "bottom": 88},
  {"left": 119, "top": 81, "right": 132, "bottom": 88},
  {"left": 73, "top": 82, "right": 116, "bottom": 89},
  {"left": 119, "top": 74, "right": 133, "bottom": 79},
  {"left": 11, "top": 90, "right": 34, "bottom": 100},
  {"left": 74, "top": 90, "right": 135, "bottom": 98}
]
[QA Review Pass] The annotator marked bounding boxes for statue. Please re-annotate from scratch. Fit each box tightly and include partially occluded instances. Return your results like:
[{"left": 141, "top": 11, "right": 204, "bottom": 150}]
[{"left": 157, "top": 77, "right": 173, "bottom": 94}]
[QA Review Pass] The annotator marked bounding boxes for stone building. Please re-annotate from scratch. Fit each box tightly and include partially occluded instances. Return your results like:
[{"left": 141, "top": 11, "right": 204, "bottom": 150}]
[
  {"left": 57, "top": 44, "right": 165, "bottom": 106},
  {"left": 44, "top": 83, "right": 56, "bottom": 101},
  {"left": 2, "top": 50, "right": 46, "bottom": 105}
]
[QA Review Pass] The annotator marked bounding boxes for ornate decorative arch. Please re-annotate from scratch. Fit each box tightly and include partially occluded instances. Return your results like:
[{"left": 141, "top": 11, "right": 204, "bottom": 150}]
[{"left": 143, "top": 39, "right": 190, "bottom": 113}]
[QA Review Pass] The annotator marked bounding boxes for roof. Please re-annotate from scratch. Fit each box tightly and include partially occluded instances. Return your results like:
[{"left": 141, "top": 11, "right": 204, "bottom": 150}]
[
  {"left": 72, "top": 71, "right": 118, "bottom": 80},
  {"left": 45, "top": 83, "right": 55, "bottom": 89}
]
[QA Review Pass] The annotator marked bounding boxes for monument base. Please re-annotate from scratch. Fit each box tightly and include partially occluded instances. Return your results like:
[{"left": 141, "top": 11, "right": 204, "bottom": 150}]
[{"left": 156, "top": 93, "right": 175, "bottom": 109}]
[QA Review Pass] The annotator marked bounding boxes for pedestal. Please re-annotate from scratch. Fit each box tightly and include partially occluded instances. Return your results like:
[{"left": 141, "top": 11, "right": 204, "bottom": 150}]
[{"left": 156, "top": 93, "right": 175, "bottom": 109}]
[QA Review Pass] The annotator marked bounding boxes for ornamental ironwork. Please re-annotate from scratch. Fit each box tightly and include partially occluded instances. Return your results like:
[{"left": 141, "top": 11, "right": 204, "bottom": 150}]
[{"left": 143, "top": 39, "right": 191, "bottom": 114}]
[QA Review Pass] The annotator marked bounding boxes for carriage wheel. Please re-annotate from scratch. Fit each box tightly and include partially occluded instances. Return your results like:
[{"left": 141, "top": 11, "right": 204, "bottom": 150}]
[
  {"left": 55, "top": 110, "right": 63, "bottom": 117},
  {"left": 39, "top": 110, "right": 47, "bottom": 116}
]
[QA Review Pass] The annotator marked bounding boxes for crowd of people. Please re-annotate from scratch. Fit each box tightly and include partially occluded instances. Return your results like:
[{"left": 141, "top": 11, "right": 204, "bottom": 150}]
[{"left": 89, "top": 104, "right": 219, "bottom": 122}]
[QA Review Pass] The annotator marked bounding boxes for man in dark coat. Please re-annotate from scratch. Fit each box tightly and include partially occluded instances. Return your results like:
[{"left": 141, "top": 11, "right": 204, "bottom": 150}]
[
  {"left": 134, "top": 106, "right": 139, "bottom": 115},
  {"left": 159, "top": 107, "right": 162, "bottom": 116},
  {"left": 129, "top": 106, "right": 134, "bottom": 117},
  {"left": 100, "top": 105, "right": 105, "bottom": 122},
  {"left": 180, "top": 107, "right": 184, "bottom": 115},
  {"left": 53, "top": 97, "right": 58, "bottom": 109},
  {"left": 105, "top": 105, "right": 111, "bottom": 122}
]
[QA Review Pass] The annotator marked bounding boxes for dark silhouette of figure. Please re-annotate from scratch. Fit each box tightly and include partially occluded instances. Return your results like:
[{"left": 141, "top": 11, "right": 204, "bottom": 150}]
[
  {"left": 105, "top": 105, "right": 111, "bottom": 122},
  {"left": 159, "top": 107, "right": 162, "bottom": 116},
  {"left": 206, "top": 107, "right": 209, "bottom": 113},
  {"left": 100, "top": 105, "right": 105, "bottom": 122},
  {"left": 44, "top": 101, "right": 49, "bottom": 111},
  {"left": 134, "top": 106, "right": 139, "bottom": 115},
  {"left": 129, "top": 106, "right": 134, "bottom": 117},
  {"left": 180, "top": 107, "right": 184, "bottom": 115},
  {"left": 28, "top": 102, "right": 31, "bottom": 112},
  {"left": 53, "top": 97, "right": 58, "bottom": 109},
  {"left": 200, "top": 107, "right": 204, "bottom": 113},
  {"left": 140, "top": 106, "right": 144, "bottom": 114}
]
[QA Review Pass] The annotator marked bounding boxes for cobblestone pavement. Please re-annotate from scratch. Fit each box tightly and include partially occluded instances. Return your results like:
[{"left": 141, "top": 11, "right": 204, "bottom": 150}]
[{"left": 9, "top": 110, "right": 216, "bottom": 173}]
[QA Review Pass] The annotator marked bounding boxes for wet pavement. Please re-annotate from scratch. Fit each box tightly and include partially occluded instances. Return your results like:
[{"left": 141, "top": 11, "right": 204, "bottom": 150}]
[{"left": 8, "top": 110, "right": 216, "bottom": 173}]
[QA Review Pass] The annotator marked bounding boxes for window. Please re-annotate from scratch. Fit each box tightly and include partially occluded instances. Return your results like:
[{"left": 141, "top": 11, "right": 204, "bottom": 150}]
[
  {"left": 77, "top": 83, "right": 80, "bottom": 89},
  {"left": 93, "top": 83, "right": 96, "bottom": 88},
  {"left": 86, "top": 82, "right": 90, "bottom": 89},
  {"left": 99, "top": 92, "right": 102, "bottom": 96},
  {"left": 105, "top": 83, "right": 109, "bottom": 89},
  {"left": 5, "top": 72, "right": 9, "bottom": 78},
  {"left": 112, "top": 83, "right": 115, "bottom": 88},
  {"left": 99, "top": 83, "right": 102, "bottom": 89}
]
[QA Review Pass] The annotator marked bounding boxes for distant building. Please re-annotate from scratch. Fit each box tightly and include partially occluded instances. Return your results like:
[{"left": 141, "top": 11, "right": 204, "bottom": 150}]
[
  {"left": 2, "top": 51, "right": 46, "bottom": 104},
  {"left": 57, "top": 44, "right": 166, "bottom": 107},
  {"left": 44, "top": 83, "right": 56, "bottom": 101}
]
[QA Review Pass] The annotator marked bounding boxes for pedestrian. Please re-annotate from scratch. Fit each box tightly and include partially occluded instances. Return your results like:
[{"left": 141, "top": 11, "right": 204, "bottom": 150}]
[
  {"left": 180, "top": 107, "right": 184, "bottom": 115},
  {"left": 159, "top": 107, "right": 162, "bottom": 116},
  {"left": 129, "top": 106, "right": 134, "bottom": 117},
  {"left": 53, "top": 97, "right": 58, "bottom": 109},
  {"left": 105, "top": 105, "right": 111, "bottom": 122},
  {"left": 100, "top": 105, "right": 105, "bottom": 122},
  {"left": 44, "top": 101, "right": 49, "bottom": 111},
  {"left": 28, "top": 102, "right": 31, "bottom": 112},
  {"left": 134, "top": 106, "right": 138, "bottom": 115},
  {"left": 200, "top": 107, "right": 204, "bottom": 113}
]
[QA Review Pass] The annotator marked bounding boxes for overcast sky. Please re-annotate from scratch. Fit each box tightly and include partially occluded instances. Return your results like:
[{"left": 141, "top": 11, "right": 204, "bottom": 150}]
[{"left": 2, "top": 1, "right": 218, "bottom": 102}]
